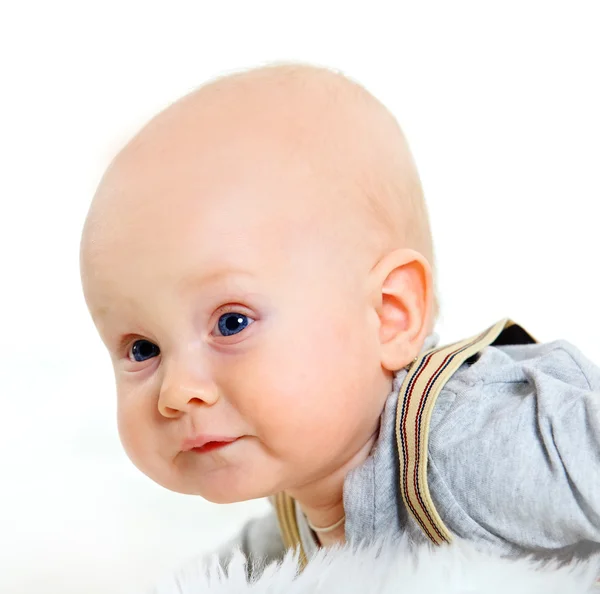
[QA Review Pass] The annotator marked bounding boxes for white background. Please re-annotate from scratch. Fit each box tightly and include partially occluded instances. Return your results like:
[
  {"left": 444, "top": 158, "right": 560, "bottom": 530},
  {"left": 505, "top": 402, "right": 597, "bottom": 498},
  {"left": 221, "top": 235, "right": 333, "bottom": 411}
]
[{"left": 0, "top": 2, "right": 598, "bottom": 592}]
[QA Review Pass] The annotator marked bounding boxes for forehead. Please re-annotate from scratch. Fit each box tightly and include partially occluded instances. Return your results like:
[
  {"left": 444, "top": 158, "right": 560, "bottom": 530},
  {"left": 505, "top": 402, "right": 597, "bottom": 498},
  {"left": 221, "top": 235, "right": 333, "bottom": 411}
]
[
  {"left": 97, "top": 156, "right": 327, "bottom": 250},
  {"left": 82, "top": 156, "right": 364, "bottom": 307}
]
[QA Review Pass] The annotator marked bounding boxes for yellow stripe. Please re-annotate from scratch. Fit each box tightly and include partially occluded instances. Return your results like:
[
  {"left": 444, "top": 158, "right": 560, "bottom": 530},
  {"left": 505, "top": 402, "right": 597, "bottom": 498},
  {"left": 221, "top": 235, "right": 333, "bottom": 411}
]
[
  {"left": 397, "top": 319, "right": 534, "bottom": 545},
  {"left": 274, "top": 493, "right": 290, "bottom": 547},
  {"left": 274, "top": 492, "right": 307, "bottom": 569}
]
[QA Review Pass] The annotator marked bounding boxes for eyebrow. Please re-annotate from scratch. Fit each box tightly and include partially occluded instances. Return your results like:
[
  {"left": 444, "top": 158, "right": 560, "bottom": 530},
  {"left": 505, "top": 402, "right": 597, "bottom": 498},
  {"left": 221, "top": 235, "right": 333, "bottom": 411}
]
[
  {"left": 91, "top": 268, "right": 255, "bottom": 324},
  {"left": 176, "top": 267, "right": 255, "bottom": 293}
]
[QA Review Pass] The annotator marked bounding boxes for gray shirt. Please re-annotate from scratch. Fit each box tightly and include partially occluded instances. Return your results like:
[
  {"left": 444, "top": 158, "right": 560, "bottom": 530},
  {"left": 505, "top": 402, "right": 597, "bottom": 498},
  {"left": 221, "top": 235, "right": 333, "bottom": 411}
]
[{"left": 217, "top": 334, "right": 600, "bottom": 568}]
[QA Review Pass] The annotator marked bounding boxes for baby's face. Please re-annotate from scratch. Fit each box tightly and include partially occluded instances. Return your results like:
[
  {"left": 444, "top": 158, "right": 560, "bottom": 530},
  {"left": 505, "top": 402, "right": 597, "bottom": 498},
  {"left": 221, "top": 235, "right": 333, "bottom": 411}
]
[{"left": 82, "top": 140, "right": 393, "bottom": 503}]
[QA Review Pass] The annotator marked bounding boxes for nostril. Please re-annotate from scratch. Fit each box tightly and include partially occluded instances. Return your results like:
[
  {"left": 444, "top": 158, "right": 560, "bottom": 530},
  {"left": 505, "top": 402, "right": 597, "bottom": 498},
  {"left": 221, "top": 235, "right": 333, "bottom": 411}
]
[{"left": 161, "top": 405, "right": 180, "bottom": 417}]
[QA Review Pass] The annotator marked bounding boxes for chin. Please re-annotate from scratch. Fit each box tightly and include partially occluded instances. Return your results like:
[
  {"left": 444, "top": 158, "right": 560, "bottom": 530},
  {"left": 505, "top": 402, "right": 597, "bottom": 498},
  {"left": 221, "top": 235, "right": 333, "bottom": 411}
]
[
  {"left": 158, "top": 448, "right": 279, "bottom": 502},
  {"left": 183, "top": 472, "right": 272, "bottom": 504},
  {"left": 196, "top": 482, "right": 271, "bottom": 504},
  {"left": 147, "top": 474, "right": 242, "bottom": 502},
  {"left": 197, "top": 490, "right": 246, "bottom": 505}
]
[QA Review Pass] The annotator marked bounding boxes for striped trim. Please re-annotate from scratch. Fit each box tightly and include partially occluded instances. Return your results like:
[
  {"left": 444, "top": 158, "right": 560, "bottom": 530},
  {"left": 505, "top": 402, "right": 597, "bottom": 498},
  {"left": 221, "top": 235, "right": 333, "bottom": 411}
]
[
  {"left": 396, "top": 319, "right": 536, "bottom": 545},
  {"left": 274, "top": 492, "right": 308, "bottom": 569}
]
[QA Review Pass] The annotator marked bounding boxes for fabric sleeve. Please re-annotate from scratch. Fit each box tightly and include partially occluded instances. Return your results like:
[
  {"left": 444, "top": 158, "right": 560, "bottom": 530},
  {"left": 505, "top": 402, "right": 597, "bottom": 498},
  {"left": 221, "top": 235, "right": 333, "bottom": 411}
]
[{"left": 429, "top": 342, "right": 600, "bottom": 555}]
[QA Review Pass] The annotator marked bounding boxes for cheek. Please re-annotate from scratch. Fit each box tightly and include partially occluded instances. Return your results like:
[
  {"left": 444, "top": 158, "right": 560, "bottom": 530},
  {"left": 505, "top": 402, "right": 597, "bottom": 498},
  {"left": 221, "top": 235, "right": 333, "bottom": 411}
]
[
  {"left": 116, "top": 399, "right": 139, "bottom": 460},
  {"left": 116, "top": 384, "right": 155, "bottom": 467},
  {"left": 232, "top": 299, "right": 382, "bottom": 445}
]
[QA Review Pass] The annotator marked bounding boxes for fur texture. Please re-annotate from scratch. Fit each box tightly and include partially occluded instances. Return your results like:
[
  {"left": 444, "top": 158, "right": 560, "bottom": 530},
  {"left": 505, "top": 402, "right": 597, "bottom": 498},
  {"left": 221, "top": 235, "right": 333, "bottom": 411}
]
[{"left": 153, "top": 537, "right": 599, "bottom": 593}]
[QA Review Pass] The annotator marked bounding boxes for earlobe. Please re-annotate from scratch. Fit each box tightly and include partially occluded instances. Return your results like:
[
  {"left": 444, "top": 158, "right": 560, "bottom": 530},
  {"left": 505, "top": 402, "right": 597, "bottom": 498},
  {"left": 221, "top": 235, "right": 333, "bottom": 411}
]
[{"left": 372, "top": 249, "right": 433, "bottom": 371}]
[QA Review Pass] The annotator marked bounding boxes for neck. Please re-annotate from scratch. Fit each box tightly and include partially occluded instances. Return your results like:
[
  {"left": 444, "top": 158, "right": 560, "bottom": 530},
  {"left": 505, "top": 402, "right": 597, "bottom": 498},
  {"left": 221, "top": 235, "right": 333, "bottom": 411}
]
[{"left": 286, "top": 426, "right": 380, "bottom": 545}]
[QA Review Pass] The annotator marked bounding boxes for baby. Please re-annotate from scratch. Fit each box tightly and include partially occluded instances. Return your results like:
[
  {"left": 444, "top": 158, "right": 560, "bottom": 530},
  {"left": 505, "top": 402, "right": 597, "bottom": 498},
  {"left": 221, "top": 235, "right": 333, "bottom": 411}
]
[{"left": 79, "top": 63, "right": 600, "bottom": 577}]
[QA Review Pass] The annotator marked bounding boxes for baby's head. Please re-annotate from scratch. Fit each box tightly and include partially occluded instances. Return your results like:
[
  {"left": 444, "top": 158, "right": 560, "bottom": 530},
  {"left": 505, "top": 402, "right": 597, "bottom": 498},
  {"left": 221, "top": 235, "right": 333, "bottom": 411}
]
[{"left": 80, "top": 64, "right": 436, "bottom": 503}]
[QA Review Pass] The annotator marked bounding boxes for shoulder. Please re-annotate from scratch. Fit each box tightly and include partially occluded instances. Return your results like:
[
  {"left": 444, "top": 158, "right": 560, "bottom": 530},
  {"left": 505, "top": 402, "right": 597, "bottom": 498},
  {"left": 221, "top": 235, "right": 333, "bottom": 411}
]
[
  {"left": 456, "top": 338, "right": 596, "bottom": 388},
  {"left": 430, "top": 339, "right": 599, "bottom": 428},
  {"left": 430, "top": 337, "right": 600, "bottom": 452},
  {"left": 426, "top": 338, "right": 600, "bottom": 550}
]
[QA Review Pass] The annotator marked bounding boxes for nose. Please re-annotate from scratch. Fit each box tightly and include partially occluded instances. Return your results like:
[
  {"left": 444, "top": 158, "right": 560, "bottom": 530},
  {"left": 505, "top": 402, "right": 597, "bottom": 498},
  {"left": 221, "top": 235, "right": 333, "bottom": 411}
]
[{"left": 157, "top": 361, "right": 219, "bottom": 418}]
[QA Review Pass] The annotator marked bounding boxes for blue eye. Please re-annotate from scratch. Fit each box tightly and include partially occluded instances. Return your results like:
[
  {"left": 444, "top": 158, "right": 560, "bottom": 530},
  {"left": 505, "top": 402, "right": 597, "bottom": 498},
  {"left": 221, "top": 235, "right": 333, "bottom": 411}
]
[
  {"left": 129, "top": 340, "right": 160, "bottom": 362},
  {"left": 216, "top": 313, "right": 253, "bottom": 337}
]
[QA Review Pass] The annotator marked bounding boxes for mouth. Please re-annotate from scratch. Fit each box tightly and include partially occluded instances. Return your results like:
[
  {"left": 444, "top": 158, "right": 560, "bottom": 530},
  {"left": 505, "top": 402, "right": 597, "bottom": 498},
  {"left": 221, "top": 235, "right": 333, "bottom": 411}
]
[
  {"left": 191, "top": 440, "right": 236, "bottom": 454},
  {"left": 182, "top": 436, "right": 239, "bottom": 454}
]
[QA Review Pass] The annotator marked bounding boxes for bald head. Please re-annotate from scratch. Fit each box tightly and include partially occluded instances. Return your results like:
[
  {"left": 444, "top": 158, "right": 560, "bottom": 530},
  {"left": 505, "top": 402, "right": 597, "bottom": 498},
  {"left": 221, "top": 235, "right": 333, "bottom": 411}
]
[
  {"left": 79, "top": 64, "right": 438, "bottom": 505},
  {"left": 82, "top": 63, "right": 437, "bottom": 318}
]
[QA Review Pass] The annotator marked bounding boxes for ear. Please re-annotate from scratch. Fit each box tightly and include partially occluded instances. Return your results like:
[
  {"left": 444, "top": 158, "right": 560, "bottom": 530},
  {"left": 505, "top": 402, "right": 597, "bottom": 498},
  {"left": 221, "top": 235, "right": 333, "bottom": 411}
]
[{"left": 369, "top": 248, "right": 434, "bottom": 371}]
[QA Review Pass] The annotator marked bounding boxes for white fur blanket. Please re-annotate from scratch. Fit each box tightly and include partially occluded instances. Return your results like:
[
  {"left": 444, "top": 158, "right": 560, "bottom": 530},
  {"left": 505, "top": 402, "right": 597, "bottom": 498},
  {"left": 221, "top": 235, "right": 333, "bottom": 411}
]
[{"left": 153, "top": 537, "right": 599, "bottom": 593}]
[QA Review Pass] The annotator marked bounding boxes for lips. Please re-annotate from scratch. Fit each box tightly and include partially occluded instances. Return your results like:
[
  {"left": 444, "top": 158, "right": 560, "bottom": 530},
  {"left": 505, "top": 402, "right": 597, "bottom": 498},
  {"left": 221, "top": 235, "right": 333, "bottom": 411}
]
[
  {"left": 191, "top": 441, "right": 234, "bottom": 453},
  {"left": 182, "top": 436, "right": 238, "bottom": 453}
]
